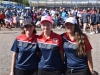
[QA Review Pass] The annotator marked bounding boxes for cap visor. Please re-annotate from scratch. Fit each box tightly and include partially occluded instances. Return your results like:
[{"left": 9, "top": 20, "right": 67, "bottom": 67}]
[
  {"left": 23, "top": 24, "right": 33, "bottom": 27},
  {"left": 41, "top": 20, "right": 52, "bottom": 24},
  {"left": 65, "top": 22, "right": 74, "bottom": 25}
]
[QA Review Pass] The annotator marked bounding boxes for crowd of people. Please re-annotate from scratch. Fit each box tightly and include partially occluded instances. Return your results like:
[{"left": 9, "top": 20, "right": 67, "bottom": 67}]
[
  {"left": 10, "top": 15, "right": 98, "bottom": 75},
  {"left": 0, "top": 6, "right": 100, "bottom": 34}
]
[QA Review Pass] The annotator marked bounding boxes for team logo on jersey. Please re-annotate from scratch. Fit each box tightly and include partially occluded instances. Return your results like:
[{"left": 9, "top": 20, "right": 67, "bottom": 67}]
[{"left": 53, "top": 38, "right": 58, "bottom": 43}]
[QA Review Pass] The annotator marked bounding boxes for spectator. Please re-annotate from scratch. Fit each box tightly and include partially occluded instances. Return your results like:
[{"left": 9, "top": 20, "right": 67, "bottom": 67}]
[
  {"left": 90, "top": 10, "right": 96, "bottom": 34},
  {"left": 0, "top": 11, "right": 5, "bottom": 29},
  {"left": 4, "top": 15, "right": 12, "bottom": 29},
  {"left": 82, "top": 10, "right": 90, "bottom": 33},
  {"left": 95, "top": 9, "right": 100, "bottom": 33}
]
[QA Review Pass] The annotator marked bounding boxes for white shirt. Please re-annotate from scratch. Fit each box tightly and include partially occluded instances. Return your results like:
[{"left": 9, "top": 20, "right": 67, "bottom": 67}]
[
  {"left": 50, "top": 10, "right": 56, "bottom": 17},
  {"left": 5, "top": 18, "right": 11, "bottom": 23}
]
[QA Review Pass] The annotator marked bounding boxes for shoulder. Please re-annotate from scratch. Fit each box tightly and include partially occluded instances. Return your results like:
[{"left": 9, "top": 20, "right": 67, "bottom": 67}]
[
  {"left": 37, "top": 34, "right": 43, "bottom": 41},
  {"left": 37, "top": 34, "right": 42, "bottom": 38},
  {"left": 60, "top": 33, "right": 65, "bottom": 37},
  {"left": 84, "top": 34, "right": 89, "bottom": 40},
  {"left": 83, "top": 34, "right": 92, "bottom": 51},
  {"left": 16, "top": 34, "right": 26, "bottom": 40},
  {"left": 35, "top": 34, "right": 39, "bottom": 38},
  {"left": 53, "top": 32, "right": 64, "bottom": 41},
  {"left": 53, "top": 32, "right": 61, "bottom": 38},
  {"left": 82, "top": 34, "right": 90, "bottom": 43}
]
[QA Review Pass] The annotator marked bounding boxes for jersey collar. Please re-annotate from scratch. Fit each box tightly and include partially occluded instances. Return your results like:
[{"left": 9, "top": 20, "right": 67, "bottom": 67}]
[
  {"left": 64, "top": 32, "right": 76, "bottom": 42},
  {"left": 21, "top": 34, "right": 37, "bottom": 42},
  {"left": 41, "top": 30, "right": 54, "bottom": 42}
]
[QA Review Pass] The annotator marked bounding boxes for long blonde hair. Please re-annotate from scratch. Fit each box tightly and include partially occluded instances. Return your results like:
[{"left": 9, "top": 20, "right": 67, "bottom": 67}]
[{"left": 74, "top": 24, "right": 87, "bottom": 57}]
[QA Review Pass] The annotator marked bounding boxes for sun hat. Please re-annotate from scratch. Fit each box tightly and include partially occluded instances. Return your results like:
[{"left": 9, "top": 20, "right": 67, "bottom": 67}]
[
  {"left": 65, "top": 17, "right": 77, "bottom": 25},
  {"left": 40, "top": 16, "right": 52, "bottom": 24},
  {"left": 23, "top": 19, "right": 35, "bottom": 27}
]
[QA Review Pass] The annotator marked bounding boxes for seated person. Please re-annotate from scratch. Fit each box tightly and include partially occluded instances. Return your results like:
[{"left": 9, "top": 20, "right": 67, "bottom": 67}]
[{"left": 4, "top": 15, "right": 12, "bottom": 29}]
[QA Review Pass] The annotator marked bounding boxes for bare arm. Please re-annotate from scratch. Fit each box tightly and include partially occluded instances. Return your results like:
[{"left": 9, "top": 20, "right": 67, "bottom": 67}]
[
  {"left": 90, "top": 19, "right": 92, "bottom": 24},
  {"left": 87, "top": 50, "right": 95, "bottom": 75},
  {"left": 10, "top": 52, "right": 18, "bottom": 75}
]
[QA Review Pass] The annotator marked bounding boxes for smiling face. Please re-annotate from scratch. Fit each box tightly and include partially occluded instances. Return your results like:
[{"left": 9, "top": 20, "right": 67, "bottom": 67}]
[
  {"left": 65, "top": 22, "right": 75, "bottom": 34},
  {"left": 41, "top": 21, "right": 52, "bottom": 32},
  {"left": 24, "top": 25, "right": 34, "bottom": 35}
]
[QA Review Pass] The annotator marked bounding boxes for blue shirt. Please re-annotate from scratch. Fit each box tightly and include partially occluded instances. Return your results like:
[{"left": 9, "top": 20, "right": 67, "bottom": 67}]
[
  {"left": 61, "top": 11, "right": 68, "bottom": 21},
  {"left": 11, "top": 34, "right": 39, "bottom": 70},
  {"left": 90, "top": 14, "right": 96, "bottom": 23},
  {"left": 82, "top": 12, "right": 89, "bottom": 23},
  {"left": 37, "top": 31, "right": 63, "bottom": 70},
  {"left": 61, "top": 33, "right": 92, "bottom": 69},
  {"left": 96, "top": 13, "right": 100, "bottom": 23}
]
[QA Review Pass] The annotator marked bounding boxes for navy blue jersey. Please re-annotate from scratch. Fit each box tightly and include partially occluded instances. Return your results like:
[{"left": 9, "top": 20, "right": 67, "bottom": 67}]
[
  {"left": 11, "top": 34, "right": 39, "bottom": 70},
  {"left": 37, "top": 31, "right": 63, "bottom": 70},
  {"left": 96, "top": 13, "right": 100, "bottom": 24},
  {"left": 61, "top": 33, "right": 92, "bottom": 69},
  {"left": 90, "top": 14, "right": 96, "bottom": 24},
  {"left": 82, "top": 12, "right": 90, "bottom": 23}
]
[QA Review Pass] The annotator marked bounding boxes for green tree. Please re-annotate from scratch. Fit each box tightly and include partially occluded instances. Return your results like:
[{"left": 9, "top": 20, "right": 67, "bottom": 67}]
[
  {"left": 0, "top": 0, "right": 2, "bottom": 3},
  {"left": 22, "top": 0, "right": 29, "bottom": 6}
]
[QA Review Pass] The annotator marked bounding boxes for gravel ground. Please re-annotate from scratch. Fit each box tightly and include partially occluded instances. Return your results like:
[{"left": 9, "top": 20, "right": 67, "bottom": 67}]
[{"left": 0, "top": 30, "right": 100, "bottom": 75}]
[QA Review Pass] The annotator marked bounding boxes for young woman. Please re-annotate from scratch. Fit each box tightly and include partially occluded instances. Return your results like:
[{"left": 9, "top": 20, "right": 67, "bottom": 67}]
[
  {"left": 95, "top": 9, "right": 100, "bottom": 33},
  {"left": 90, "top": 10, "right": 96, "bottom": 34},
  {"left": 37, "top": 15, "right": 64, "bottom": 75},
  {"left": 82, "top": 10, "right": 90, "bottom": 33},
  {"left": 61, "top": 17, "right": 95, "bottom": 75},
  {"left": 10, "top": 19, "right": 39, "bottom": 75}
]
